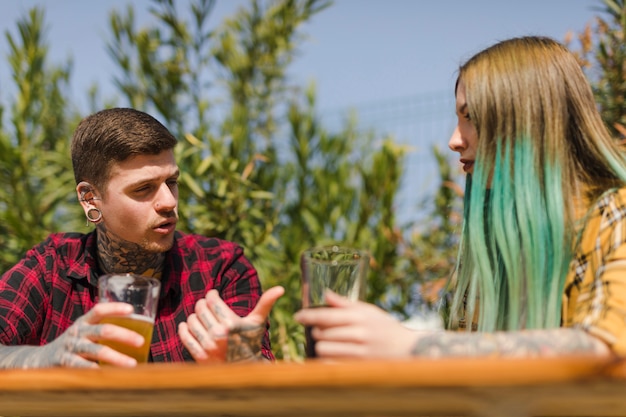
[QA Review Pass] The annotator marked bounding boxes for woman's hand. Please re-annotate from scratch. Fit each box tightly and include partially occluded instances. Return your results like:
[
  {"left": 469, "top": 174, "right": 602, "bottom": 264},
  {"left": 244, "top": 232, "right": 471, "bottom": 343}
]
[
  {"left": 294, "top": 290, "right": 421, "bottom": 359},
  {"left": 178, "top": 286, "right": 284, "bottom": 363}
]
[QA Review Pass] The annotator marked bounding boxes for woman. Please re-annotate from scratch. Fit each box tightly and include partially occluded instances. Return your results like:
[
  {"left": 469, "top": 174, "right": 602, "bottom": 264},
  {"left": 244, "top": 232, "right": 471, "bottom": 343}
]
[{"left": 295, "top": 36, "right": 626, "bottom": 358}]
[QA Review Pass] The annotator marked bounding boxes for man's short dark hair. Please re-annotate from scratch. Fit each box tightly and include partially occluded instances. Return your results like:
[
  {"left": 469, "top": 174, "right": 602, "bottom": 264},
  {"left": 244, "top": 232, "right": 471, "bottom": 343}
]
[{"left": 71, "top": 108, "right": 178, "bottom": 190}]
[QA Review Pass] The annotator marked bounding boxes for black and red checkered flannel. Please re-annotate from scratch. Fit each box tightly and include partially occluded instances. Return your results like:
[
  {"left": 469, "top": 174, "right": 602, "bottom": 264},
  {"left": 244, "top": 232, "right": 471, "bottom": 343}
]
[{"left": 0, "top": 230, "right": 274, "bottom": 361}]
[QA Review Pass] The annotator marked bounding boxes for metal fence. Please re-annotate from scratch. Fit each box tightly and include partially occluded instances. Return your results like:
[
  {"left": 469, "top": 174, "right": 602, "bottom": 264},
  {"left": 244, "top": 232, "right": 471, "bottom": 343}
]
[{"left": 319, "top": 90, "right": 458, "bottom": 223}]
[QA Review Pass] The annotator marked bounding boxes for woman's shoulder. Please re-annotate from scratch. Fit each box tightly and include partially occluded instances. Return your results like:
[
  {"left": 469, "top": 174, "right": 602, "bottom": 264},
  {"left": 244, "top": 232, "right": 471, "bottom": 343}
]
[
  {"left": 580, "top": 186, "right": 626, "bottom": 247},
  {"left": 587, "top": 186, "right": 626, "bottom": 216}
]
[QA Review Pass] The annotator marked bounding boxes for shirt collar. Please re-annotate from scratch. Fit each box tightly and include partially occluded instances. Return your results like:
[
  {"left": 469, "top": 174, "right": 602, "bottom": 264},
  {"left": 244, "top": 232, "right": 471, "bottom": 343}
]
[
  {"left": 65, "top": 231, "right": 101, "bottom": 288},
  {"left": 65, "top": 230, "right": 182, "bottom": 298}
]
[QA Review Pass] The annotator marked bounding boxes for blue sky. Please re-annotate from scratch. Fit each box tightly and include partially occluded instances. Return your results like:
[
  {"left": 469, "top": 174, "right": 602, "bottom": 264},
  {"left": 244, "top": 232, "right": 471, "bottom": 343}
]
[
  {"left": 293, "top": 0, "right": 599, "bottom": 110},
  {"left": 0, "top": 0, "right": 599, "bottom": 112}
]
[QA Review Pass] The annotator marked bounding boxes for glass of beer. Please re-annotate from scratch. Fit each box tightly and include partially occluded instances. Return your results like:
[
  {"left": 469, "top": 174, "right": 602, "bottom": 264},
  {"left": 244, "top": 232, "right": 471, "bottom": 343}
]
[
  {"left": 97, "top": 274, "right": 160, "bottom": 363},
  {"left": 300, "top": 245, "right": 369, "bottom": 358}
]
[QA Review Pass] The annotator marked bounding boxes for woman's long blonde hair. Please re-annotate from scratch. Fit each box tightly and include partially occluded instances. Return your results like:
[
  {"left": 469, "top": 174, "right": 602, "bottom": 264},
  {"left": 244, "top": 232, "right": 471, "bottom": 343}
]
[{"left": 450, "top": 36, "right": 626, "bottom": 331}]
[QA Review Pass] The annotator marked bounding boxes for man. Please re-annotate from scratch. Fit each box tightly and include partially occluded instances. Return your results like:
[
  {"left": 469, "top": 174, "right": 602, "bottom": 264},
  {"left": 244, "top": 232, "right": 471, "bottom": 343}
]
[{"left": 0, "top": 107, "right": 283, "bottom": 368}]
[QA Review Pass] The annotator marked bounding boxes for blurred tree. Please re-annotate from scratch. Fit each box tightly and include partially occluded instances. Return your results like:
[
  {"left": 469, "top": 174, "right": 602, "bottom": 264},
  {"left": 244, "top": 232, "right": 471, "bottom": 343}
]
[
  {"left": 0, "top": 8, "right": 81, "bottom": 271},
  {"left": 390, "top": 147, "right": 463, "bottom": 320},
  {"left": 103, "top": 0, "right": 432, "bottom": 359},
  {"left": 0, "top": 0, "right": 465, "bottom": 360},
  {"left": 566, "top": 0, "right": 626, "bottom": 140}
]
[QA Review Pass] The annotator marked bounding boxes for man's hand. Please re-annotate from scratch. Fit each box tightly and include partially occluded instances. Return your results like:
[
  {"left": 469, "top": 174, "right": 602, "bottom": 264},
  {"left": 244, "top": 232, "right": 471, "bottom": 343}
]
[
  {"left": 0, "top": 302, "right": 145, "bottom": 369},
  {"left": 178, "top": 286, "right": 284, "bottom": 363}
]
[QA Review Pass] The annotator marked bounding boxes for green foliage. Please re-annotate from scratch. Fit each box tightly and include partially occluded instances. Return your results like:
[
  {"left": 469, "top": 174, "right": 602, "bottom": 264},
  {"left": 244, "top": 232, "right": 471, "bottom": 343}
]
[
  {"left": 102, "top": 0, "right": 447, "bottom": 359},
  {"left": 385, "top": 147, "right": 463, "bottom": 319},
  {"left": 0, "top": 8, "right": 81, "bottom": 271},
  {"left": 0, "top": 0, "right": 464, "bottom": 360},
  {"left": 567, "top": 0, "right": 626, "bottom": 138},
  {"left": 4, "top": 0, "right": 624, "bottom": 360},
  {"left": 102, "top": 1, "right": 404, "bottom": 358}
]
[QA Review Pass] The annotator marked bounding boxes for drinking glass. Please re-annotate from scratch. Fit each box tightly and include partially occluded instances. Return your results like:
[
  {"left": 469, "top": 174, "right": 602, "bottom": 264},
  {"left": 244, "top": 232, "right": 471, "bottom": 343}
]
[
  {"left": 98, "top": 274, "right": 160, "bottom": 363},
  {"left": 301, "top": 245, "right": 369, "bottom": 358}
]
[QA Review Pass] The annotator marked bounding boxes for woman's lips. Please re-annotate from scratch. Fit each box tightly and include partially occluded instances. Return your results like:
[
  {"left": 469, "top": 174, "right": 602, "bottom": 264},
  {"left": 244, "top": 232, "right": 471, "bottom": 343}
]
[{"left": 460, "top": 159, "right": 474, "bottom": 173}]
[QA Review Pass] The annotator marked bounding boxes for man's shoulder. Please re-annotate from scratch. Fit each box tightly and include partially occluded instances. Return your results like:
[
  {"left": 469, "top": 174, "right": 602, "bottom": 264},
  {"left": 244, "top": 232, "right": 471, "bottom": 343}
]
[
  {"left": 2, "top": 232, "right": 94, "bottom": 281},
  {"left": 20, "top": 232, "right": 94, "bottom": 269},
  {"left": 37, "top": 232, "right": 92, "bottom": 253},
  {"left": 173, "top": 231, "right": 241, "bottom": 253}
]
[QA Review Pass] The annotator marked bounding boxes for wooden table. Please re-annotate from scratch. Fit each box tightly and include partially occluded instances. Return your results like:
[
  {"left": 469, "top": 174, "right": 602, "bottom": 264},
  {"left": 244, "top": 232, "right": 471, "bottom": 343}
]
[{"left": 0, "top": 356, "right": 624, "bottom": 417}]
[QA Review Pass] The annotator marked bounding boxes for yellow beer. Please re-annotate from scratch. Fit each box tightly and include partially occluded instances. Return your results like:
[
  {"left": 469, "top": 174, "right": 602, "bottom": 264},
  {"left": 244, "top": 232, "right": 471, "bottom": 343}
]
[{"left": 100, "top": 314, "right": 155, "bottom": 363}]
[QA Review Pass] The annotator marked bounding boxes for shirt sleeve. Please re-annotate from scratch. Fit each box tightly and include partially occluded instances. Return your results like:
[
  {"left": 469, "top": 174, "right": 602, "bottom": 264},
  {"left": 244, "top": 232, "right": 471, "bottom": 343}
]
[
  {"left": 217, "top": 244, "right": 275, "bottom": 361},
  {"left": 591, "top": 243, "right": 626, "bottom": 354},
  {"left": 0, "top": 244, "right": 48, "bottom": 345},
  {"left": 566, "top": 193, "right": 626, "bottom": 355}
]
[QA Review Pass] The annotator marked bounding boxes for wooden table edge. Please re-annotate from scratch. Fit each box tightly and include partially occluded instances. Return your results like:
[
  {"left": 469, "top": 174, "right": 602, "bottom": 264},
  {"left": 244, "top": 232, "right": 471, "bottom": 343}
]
[{"left": 0, "top": 356, "right": 618, "bottom": 391}]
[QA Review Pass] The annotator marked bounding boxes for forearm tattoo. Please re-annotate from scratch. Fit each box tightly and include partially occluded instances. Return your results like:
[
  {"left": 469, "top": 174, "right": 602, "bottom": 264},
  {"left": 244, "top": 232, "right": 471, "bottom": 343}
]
[
  {"left": 0, "top": 321, "right": 103, "bottom": 369},
  {"left": 227, "top": 324, "right": 266, "bottom": 362},
  {"left": 0, "top": 346, "right": 45, "bottom": 369},
  {"left": 411, "top": 328, "right": 608, "bottom": 358}
]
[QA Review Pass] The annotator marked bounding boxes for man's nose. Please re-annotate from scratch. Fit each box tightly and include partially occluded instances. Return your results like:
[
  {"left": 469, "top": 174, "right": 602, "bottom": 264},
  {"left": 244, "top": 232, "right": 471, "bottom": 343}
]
[{"left": 155, "top": 184, "right": 177, "bottom": 211}]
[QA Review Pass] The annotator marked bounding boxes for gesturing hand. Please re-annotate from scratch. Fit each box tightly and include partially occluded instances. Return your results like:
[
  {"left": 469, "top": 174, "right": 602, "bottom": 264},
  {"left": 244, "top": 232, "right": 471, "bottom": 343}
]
[
  {"left": 178, "top": 286, "right": 285, "bottom": 363},
  {"left": 1, "top": 302, "right": 144, "bottom": 369}
]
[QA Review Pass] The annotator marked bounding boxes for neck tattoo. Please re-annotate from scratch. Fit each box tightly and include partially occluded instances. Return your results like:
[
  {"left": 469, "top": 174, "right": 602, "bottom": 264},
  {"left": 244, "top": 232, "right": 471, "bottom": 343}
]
[{"left": 96, "top": 223, "right": 165, "bottom": 279}]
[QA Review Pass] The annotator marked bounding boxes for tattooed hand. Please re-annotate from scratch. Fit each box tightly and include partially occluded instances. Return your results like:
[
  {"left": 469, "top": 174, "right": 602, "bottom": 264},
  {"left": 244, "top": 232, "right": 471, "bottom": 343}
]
[
  {"left": 226, "top": 324, "right": 266, "bottom": 362},
  {"left": 0, "top": 302, "right": 144, "bottom": 369},
  {"left": 294, "top": 291, "right": 612, "bottom": 359},
  {"left": 178, "top": 286, "right": 284, "bottom": 363}
]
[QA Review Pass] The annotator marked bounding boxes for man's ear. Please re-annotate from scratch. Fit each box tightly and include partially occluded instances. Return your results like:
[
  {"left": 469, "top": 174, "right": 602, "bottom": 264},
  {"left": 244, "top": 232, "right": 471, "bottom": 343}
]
[{"left": 76, "top": 181, "right": 100, "bottom": 210}]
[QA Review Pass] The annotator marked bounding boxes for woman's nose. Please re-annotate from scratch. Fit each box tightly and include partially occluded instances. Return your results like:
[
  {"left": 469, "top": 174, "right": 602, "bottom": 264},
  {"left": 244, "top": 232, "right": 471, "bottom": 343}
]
[{"left": 448, "top": 126, "right": 465, "bottom": 152}]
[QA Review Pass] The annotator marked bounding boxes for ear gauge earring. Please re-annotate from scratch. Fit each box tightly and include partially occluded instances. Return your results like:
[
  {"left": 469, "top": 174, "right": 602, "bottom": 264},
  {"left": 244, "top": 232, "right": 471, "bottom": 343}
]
[{"left": 86, "top": 207, "right": 102, "bottom": 226}]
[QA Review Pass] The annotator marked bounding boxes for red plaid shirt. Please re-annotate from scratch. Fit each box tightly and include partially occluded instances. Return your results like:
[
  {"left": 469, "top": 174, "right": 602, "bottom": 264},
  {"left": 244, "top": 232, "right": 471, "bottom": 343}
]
[{"left": 0, "top": 231, "right": 274, "bottom": 361}]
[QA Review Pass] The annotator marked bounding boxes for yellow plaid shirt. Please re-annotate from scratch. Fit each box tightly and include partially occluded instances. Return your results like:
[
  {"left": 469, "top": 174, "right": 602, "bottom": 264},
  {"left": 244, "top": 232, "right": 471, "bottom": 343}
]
[{"left": 563, "top": 187, "right": 626, "bottom": 355}]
